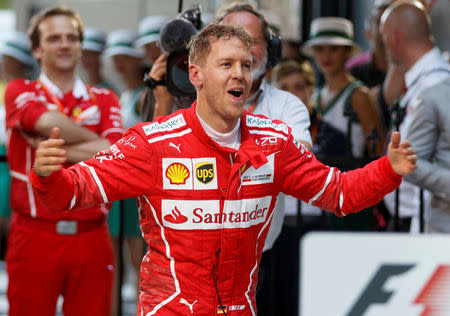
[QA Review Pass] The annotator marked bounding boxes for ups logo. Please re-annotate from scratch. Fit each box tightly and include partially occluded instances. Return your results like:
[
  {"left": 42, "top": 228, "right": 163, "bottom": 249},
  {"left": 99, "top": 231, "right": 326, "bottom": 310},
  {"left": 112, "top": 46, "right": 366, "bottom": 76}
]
[{"left": 195, "top": 162, "right": 214, "bottom": 184}]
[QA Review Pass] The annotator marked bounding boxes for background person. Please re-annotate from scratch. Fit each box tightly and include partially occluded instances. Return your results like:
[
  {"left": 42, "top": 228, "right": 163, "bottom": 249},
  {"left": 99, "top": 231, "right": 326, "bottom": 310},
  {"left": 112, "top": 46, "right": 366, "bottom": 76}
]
[
  {"left": 81, "top": 27, "right": 117, "bottom": 92},
  {"left": 0, "top": 31, "right": 36, "bottom": 259},
  {"left": 30, "top": 22, "right": 417, "bottom": 316},
  {"left": 135, "top": 15, "right": 170, "bottom": 66},
  {"left": 4, "top": 6, "right": 124, "bottom": 315},
  {"left": 404, "top": 78, "right": 450, "bottom": 233},
  {"left": 381, "top": 0, "right": 450, "bottom": 232},
  {"left": 302, "top": 17, "right": 383, "bottom": 164},
  {"left": 346, "top": 0, "right": 392, "bottom": 132},
  {"left": 104, "top": 29, "right": 146, "bottom": 128}
]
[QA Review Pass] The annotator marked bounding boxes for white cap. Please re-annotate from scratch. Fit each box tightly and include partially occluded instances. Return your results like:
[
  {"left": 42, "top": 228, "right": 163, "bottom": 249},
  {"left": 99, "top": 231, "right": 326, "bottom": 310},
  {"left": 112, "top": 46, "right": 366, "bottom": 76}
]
[
  {"left": 135, "top": 15, "right": 170, "bottom": 48},
  {"left": 373, "top": 0, "right": 393, "bottom": 9},
  {"left": 103, "top": 29, "right": 144, "bottom": 58},
  {"left": 0, "top": 31, "right": 35, "bottom": 66},
  {"left": 83, "top": 27, "right": 107, "bottom": 52},
  {"left": 301, "top": 17, "right": 361, "bottom": 57}
]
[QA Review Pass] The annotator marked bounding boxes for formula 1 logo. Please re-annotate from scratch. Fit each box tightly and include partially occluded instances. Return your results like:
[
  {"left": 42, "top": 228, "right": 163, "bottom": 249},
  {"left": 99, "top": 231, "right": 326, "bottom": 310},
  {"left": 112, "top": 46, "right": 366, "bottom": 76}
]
[{"left": 347, "top": 264, "right": 450, "bottom": 315}]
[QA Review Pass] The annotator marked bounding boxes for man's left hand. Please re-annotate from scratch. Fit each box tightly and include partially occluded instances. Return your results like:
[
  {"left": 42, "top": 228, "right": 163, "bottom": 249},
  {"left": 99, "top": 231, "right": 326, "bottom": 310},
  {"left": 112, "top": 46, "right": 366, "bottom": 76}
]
[{"left": 388, "top": 131, "right": 417, "bottom": 176}]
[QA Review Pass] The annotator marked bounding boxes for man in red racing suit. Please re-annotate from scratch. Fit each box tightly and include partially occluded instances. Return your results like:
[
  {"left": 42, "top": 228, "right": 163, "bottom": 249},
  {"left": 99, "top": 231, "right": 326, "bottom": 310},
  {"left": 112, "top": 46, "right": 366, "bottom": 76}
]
[
  {"left": 6, "top": 6, "right": 125, "bottom": 315},
  {"left": 30, "top": 23, "right": 416, "bottom": 316}
]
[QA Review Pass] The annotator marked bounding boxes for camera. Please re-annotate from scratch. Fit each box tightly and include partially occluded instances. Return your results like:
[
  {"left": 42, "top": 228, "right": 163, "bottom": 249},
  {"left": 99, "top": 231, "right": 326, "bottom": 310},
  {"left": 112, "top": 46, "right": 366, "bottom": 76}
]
[{"left": 159, "top": 5, "right": 203, "bottom": 99}]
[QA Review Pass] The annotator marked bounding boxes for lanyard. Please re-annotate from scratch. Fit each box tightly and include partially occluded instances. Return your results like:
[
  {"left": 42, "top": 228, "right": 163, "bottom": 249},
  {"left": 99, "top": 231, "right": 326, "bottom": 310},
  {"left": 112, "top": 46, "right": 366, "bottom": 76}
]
[
  {"left": 37, "top": 79, "right": 97, "bottom": 119},
  {"left": 247, "top": 90, "right": 262, "bottom": 113}
]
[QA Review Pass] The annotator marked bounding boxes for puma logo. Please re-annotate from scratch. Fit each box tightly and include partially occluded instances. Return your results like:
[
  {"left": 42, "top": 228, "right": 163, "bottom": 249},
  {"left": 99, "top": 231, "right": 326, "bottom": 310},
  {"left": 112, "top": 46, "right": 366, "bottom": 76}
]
[
  {"left": 169, "top": 142, "right": 181, "bottom": 153},
  {"left": 179, "top": 298, "right": 198, "bottom": 314}
]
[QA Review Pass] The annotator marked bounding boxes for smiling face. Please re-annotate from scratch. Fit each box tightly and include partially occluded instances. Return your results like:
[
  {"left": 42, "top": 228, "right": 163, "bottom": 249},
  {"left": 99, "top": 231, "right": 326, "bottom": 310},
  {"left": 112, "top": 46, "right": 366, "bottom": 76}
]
[
  {"left": 33, "top": 15, "right": 81, "bottom": 74},
  {"left": 311, "top": 44, "right": 351, "bottom": 76},
  {"left": 190, "top": 36, "right": 252, "bottom": 132}
]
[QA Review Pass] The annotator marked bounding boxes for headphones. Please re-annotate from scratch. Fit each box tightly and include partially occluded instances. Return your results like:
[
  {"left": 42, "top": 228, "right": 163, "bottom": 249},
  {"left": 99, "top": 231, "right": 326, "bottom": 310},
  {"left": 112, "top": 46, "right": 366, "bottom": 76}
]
[{"left": 265, "top": 27, "right": 282, "bottom": 70}]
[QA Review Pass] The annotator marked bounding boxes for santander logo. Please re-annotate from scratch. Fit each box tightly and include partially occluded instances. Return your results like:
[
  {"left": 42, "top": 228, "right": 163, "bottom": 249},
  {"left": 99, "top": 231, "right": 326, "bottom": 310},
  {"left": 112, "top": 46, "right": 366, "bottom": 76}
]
[
  {"left": 161, "top": 197, "right": 272, "bottom": 230},
  {"left": 163, "top": 206, "right": 188, "bottom": 224}
]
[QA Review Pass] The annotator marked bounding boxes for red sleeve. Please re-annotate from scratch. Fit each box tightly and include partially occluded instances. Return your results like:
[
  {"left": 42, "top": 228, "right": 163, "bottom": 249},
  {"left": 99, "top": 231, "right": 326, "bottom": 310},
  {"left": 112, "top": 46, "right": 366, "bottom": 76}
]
[
  {"left": 29, "top": 125, "right": 157, "bottom": 212},
  {"left": 5, "top": 79, "right": 49, "bottom": 132},
  {"left": 279, "top": 134, "right": 402, "bottom": 217},
  {"left": 94, "top": 88, "right": 126, "bottom": 144}
]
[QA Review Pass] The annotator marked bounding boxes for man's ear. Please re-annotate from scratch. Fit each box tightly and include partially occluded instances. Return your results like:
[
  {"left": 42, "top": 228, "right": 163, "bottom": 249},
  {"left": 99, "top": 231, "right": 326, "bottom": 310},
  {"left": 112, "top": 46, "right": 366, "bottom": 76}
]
[
  {"left": 32, "top": 47, "right": 41, "bottom": 61},
  {"left": 189, "top": 64, "right": 203, "bottom": 89}
]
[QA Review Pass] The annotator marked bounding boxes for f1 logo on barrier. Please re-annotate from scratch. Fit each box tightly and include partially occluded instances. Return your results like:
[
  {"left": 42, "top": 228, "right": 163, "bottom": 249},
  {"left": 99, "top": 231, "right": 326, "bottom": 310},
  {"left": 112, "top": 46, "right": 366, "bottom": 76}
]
[{"left": 347, "top": 264, "right": 450, "bottom": 316}]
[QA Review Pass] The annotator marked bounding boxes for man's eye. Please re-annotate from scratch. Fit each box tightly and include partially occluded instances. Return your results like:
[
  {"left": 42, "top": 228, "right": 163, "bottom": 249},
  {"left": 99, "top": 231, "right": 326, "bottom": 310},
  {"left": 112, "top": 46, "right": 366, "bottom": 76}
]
[
  {"left": 67, "top": 34, "right": 79, "bottom": 42},
  {"left": 243, "top": 63, "right": 251, "bottom": 69},
  {"left": 222, "top": 62, "right": 231, "bottom": 67}
]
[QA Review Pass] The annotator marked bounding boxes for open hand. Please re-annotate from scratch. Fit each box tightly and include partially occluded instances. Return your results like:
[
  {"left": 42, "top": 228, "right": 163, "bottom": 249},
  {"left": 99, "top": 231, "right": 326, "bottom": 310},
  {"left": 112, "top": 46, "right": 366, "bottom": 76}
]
[
  {"left": 33, "top": 127, "right": 66, "bottom": 177},
  {"left": 388, "top": 131, "right": 417, "bottom": 176}
]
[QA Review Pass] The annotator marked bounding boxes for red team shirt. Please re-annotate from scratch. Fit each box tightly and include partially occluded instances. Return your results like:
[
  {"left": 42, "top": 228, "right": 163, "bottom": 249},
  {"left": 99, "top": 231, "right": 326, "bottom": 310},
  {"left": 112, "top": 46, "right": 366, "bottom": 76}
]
[
  {"left": 30, "top": 103, "right": 402, "bottom": 315},
  {"left": 5, "top": 77, "right": 125, "bottom": 220}
]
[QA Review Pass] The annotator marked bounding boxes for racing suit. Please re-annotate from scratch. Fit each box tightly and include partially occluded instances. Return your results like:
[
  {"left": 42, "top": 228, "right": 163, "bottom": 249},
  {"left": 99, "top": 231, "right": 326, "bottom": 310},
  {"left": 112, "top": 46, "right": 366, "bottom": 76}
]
[
  {"left": 30, "top": 102, "right": 402, "bottom": 316},
  {"left": 6, "top": 76, "right": 125, "bottom": 316}
]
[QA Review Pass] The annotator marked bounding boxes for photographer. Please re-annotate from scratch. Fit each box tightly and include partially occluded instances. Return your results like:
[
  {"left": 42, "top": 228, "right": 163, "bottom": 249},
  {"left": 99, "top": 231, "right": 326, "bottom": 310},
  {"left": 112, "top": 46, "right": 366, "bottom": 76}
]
[{"left": 140, "top": 7, "right": 202, "bottom": 121}]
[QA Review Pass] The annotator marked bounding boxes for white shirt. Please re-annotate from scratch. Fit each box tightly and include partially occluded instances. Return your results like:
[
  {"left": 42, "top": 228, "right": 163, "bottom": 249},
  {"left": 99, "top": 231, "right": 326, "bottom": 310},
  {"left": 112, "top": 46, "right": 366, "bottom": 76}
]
[
  {"left": 197, "top": 109, "right": 241, "bottom": 150},
  {"left": 39, "top": 73, "right": 89, "bottom": 100},
  {"left": 245, "top": 80, "right": 314, "bottom": 251}
]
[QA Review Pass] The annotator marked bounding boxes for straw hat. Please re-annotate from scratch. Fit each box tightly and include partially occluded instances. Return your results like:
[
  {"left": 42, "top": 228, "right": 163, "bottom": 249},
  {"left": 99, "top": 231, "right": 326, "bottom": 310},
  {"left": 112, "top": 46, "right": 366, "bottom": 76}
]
[
  {"left": 82, "top": 27, "right": 107, "bottom": 52},
  {"left": 301, "top": 17, "right": 361, "bottom": 57},
  {"left": 135, "top": 16, "right": 170, "bottom": 48},
  {"left": 0, "top": 31, "right": 35, "bottom": 66},
  {"left": 103, "top": 29, "right": 144, "bottom": 58}
]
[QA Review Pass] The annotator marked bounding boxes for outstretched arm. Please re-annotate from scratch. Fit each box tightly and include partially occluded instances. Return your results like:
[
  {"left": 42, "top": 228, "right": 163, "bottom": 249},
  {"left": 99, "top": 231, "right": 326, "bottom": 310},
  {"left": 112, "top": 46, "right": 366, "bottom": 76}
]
[{"left": 280, "top": 132, "right": 416, "bottom": 216}]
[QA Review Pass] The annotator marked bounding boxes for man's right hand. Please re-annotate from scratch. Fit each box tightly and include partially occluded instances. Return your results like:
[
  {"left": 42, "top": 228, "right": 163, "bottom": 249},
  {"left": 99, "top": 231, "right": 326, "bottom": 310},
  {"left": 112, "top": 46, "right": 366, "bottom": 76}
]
[
  {"left": 33, "top": 127, "right": 67, "bottom": 177},
  {"left": 149, "top": 53, "right": 174, "bottom": 117}
]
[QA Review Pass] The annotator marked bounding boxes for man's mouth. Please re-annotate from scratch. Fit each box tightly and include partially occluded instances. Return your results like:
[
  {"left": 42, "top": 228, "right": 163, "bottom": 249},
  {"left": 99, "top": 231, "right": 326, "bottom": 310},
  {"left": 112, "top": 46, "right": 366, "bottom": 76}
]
[{"left": 228, "top": 88, "right": 244, "bottom": 99}]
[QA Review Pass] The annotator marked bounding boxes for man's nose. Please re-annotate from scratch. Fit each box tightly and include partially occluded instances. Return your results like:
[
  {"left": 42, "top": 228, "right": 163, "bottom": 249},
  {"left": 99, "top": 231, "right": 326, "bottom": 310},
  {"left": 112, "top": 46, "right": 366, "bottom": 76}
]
[
  {"left": 59, "top": 37, "right": 71, "bottom": 47},
  {"left": 231, "top": 64, "right": 244, "bottom": 80}
]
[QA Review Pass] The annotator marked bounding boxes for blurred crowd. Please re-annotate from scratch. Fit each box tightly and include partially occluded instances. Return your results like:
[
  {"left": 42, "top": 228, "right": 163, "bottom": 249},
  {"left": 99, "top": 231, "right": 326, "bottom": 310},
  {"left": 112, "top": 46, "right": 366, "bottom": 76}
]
[{"left": 0, "top": 0, "right": 449, "bottom": 315}]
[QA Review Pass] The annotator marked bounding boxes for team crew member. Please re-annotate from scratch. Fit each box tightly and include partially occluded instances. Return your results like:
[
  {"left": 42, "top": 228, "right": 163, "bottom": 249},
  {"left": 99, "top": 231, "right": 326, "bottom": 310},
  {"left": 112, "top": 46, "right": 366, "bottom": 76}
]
[
  {"left": 31, "top": 23, "right": 416, "bottom": 316},
  {"left": 5, "top": 6, "right": 125, "bottom": 316}
]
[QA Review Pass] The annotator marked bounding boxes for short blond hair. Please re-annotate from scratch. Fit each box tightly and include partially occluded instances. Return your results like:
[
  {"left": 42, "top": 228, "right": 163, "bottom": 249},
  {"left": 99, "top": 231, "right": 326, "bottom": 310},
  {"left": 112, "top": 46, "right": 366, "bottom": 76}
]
[{"left": 187, "top": 22, "right": 253, "bottom": 66}]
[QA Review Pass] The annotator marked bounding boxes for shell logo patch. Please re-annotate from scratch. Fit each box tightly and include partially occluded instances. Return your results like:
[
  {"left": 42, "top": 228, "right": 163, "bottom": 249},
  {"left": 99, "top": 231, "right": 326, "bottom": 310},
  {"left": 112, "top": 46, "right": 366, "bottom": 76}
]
[{"left": 166, "top": 163, "right": 190, "bottom": 184}]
